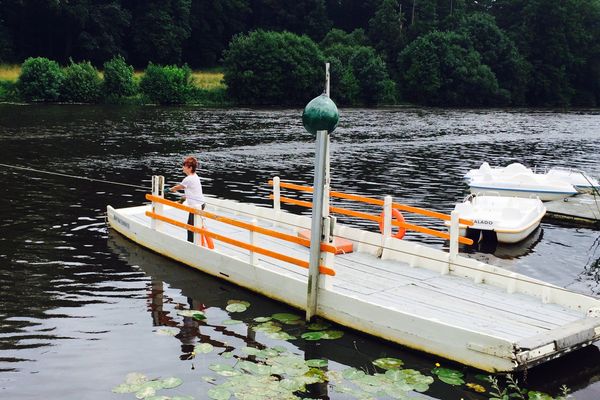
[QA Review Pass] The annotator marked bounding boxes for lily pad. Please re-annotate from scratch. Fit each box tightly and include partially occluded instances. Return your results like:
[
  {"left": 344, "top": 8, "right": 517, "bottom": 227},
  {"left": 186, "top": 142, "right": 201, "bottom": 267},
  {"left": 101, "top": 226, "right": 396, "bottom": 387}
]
[
  {"left": 221, "top": 351, "right": 234, "bottom": 359},
  {"left": 135, "top": 386, "right": 156, "bottom": 399},
  {"left": 266, "top": 331, "right": 296, "bottom": 340},
  {"left": 253, "top": 316, "right": 272, "bottom": 323},
  {"left": 221, "top": 319, "right": 243, "bottom": 325},
  {"left": 227, "top": 299, "right": 250, "bottom": 307},
  {"left": 159, "top": 377, "right": 183, "bottom": 389},
  {"left": 341, "top": 368, "right": 367, "bottom": 380},
  {"left": 252, "top": 321, "right": 282, "bottom": 333},
  {"left": 301, "top": 331, "right": 323, "bottom": 341},
  {"left": 307, "top": 322, "right": 331, "bottom": 331},
  {"left": 209, "top": 364, "right": 239, "bottom": 376},
  {"left": 242, "top": 346, "right": 261, "bottom": 355},
  {"left": 431, "top": 367, "right": 465, "bottom": 386},
  {"left": 112, "top": 383, "right": 141, "bottom": 394},
  {"left": 466, "top": 382, "right": 486, "bottom": 393},
  {"left": 207, "top": 387, "right": 231, "bottom": 400},
  {"left": 271, "top": 313, "right": 301, "bottom": 323},
  {"left": 194, "top": 343, "right": 213, "bottom": 354},
  {"left": 225, "top": 303, "right": 247, "bottom": 313},
  {"left": 156, "top": 328, "right": 177, "bottom": 336},
  {"left": 178, "top": 310, "right": 206, "bottom": 320},
  {"left": 305, "top": 359, "right": 328, "bottom": 368},
  {"left": 372, "top": 357, "right": 404, "bottom": 370},
  {"left": 322, "top": 330, "right": 344, "bottom": 340}
]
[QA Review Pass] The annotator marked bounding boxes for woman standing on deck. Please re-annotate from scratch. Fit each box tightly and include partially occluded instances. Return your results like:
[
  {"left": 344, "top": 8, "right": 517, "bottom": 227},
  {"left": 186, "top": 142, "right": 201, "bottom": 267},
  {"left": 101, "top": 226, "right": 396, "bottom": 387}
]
[{"left": 170, "top": 156, "right": 206, "bottom": 242}]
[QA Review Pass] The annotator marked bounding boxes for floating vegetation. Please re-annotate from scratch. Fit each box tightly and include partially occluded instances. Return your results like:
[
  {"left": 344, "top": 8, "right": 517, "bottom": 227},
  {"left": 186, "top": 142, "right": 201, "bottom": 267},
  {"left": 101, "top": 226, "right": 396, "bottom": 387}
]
[
  {"left": 253, "top": 316, "right": 272, "bottom": 322},
  {"left": 271, "top": 313, "right": 302, "bottom": 323},
  {"left": 177, "top": 310, "right": 206, "bottom": 320},
  {"left": 252, "top": 321, "right": 282, "bottom": 333},
  {"left": 194, "top": 343, "right": 213, "bottom": 354},
  {"left": 112, "top": 373, "right": 188, "bottom": 399},
  {"left": 466, "top": 382, "right": 486, "bottom": 393},
  {"left": 221, "top": 319, "right": 243, "bottom": 325},
  {"left": 225, "top": 302, "right": 248, "bottom": 313},
  {"left": 300, "top": 330, "right": 344, "bottom": 341},
  {"left": 431, "top": 367, "right": 465, "bottom": 386},
  {"left": 372, "top": 357, "right": 404, "bottom": 370},
  {"left": 306, "top": 321, "right": 330, "bottom": 331}
]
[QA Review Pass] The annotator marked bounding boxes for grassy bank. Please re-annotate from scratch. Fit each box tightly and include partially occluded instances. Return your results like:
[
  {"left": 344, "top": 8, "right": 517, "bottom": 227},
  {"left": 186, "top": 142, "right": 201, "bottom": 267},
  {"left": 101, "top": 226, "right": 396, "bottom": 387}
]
[{"left": 0, "top": 64, "right": 228, "bottom": 106}]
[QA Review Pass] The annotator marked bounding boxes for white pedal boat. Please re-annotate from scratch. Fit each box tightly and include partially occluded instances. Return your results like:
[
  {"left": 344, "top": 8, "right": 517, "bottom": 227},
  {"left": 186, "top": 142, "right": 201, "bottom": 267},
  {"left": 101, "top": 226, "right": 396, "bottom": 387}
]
[
  {"left": 465, "top": 162, "right": 578, "bottom": 201},
  {"left": 448, "top": 195, "right": 546, "bottom": 244}
]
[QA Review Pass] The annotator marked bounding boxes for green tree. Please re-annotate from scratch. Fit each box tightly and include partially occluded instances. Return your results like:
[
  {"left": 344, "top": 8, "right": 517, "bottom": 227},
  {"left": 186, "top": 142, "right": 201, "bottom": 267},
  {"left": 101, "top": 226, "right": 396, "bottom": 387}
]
[
  {"left": 183, "top": 0, "right": 250, "bottom": 67},
  {"left": 459, "top": 12, "right": 529, "bottom": 105},
  {"left": 320, "top": 28, "right": 369, "bottom": 48},
  {"left": 102, "top": 55, "right": 136, "bottom": 98},
  {"left": 399, "top": 30, "right": 501, "bottom": 106},
  {"left": 139, "top": 63, "right": 193, "bottom": 105},
  {"left": 223, "top": 30, "right": 326, "bottom": 105},
  {"left": 61, "top": 60, "right": 102, "bottom": 103},
  {"left": 368, "top": 0, "right": 406, "bottom": 77},
  {"left": 129, "top": 0, "right": 192, "bottom": 66},
  {"left": 17, "top": 57, "right": 65, "bottom": 102}
]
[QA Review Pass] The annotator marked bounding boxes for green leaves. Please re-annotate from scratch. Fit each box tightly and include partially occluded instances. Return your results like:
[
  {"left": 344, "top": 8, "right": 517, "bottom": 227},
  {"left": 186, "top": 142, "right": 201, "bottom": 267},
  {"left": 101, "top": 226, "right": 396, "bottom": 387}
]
[
  {"left": 431, "top": 367, "right": 465, "bottom": 386},
  {"left": 372, "top": 357, "right": 404, "bottom": 370}
]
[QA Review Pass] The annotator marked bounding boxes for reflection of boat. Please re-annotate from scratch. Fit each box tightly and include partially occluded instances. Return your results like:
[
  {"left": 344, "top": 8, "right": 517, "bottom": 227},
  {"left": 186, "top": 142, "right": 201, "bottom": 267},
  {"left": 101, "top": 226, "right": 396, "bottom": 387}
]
[
  {"left": 447, "top": 195, "right": 546, "bottom": 244},
  {"left": 465, "top": 163, "right": 578, "bottom": 201}
]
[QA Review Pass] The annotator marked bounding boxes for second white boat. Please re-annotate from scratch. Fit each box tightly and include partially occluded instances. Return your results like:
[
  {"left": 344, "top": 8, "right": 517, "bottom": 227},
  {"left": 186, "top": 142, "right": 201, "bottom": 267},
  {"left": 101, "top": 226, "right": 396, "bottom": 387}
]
[{"left": 449, "top": 194, "right": 546, "bottom": 243}]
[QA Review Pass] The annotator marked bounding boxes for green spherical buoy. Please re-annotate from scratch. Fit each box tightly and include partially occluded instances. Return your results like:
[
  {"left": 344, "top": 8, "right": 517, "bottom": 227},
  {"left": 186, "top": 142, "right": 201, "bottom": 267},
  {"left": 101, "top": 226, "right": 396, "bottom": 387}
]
[{"left": 302, "top": 94, "right": 339, "bottom": 134}]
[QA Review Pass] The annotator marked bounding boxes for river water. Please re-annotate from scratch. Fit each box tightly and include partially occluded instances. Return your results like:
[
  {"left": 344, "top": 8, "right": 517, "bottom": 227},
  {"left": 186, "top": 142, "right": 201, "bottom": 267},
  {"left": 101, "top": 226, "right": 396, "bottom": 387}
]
[{"left": 1, "top": 104, "right": 600, "bottom": 400}]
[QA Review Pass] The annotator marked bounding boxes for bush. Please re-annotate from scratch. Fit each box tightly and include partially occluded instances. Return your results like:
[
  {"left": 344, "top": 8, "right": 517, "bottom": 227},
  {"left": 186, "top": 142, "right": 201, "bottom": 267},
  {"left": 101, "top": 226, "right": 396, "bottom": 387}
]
[
  {"left": 188, "top": 87, "right": 230, "bottom": 107},
  {"left": 102, "top": 55, "right": 135, "bottom": 99},
  {"left": 61, "top": 60, "right": 102, "bottom": 103},
  {"left": 324, "top": 44, "right": 395, "bottom": 105},
  {"left": 0, "top": 80, "right": 17, "bottom": 102},
  {"left": 223, "top": 30, "right": 325, "bottom": 105},
  {"left": 17, "top": 57, "right": 64, "bottom": 102},
  {"left": 139, "top": 63, "right": 193, "bottom": 105}
]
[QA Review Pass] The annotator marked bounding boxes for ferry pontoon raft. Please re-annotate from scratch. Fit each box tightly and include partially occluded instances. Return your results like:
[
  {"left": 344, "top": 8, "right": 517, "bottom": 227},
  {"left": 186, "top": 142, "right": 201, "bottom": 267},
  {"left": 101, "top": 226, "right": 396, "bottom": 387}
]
[{"left": 107, "top": 176, "right": 600, "bottom": 373}]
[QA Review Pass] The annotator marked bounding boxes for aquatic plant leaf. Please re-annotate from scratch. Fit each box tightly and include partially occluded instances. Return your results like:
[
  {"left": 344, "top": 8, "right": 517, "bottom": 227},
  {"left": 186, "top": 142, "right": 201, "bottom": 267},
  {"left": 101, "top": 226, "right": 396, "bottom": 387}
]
[
  {"left": 227, "top": 299, "right": 250, "bottom": 307},
  {"left": 225, "top": 303, "right": 247, "bottom": 313},
  {"left": 203, "top": 376, "right": 217, "bottom": 382},
  {"left": 432, "top": 366, "right": 465, "bottom": 385},
  {"left": 207, "top": 387, "right": 231, "bottom": 400},
  {"left": 253, "top": 316, "right": 272, "bottom": 322},
  {"left": 272, "top": 346, "right": 287, "bottom": 353},
  {"left": 221, "top": 351, "right": 234, "bottom": 359},
  {"left": 372, "top": 357, "right": 404, "bottom": 370},
  {"left": 239, "top": 361, "right": 272, "bottom": 375},
  {"left": 267, "top": 331, "right": 296, "bottom": 340},
  {"left": 341, "top": 368, "right": 366, "bottom": 380},
  {"left": 437, "top": 375, "right": 465, "bottom": 386},
  {"left": 305, "top": 359, "right": 328, "bottom": 368},
  {"left": 178, "top": 310, "right": 206, "bottom": 320},
  {"left": 135, "top": 386, "right": 156, "bottom": 399},
  {"left": 271, "top": 313, "right": 301, "bottom": 322},
  {"left": 141, "top": 381, "right": 164, "bottom": 390},
  {"left": 307, "top": 322, "right": 330, "bottom": 331},
  {"left": 156, "top": 328, "right": 178, "bottom": 336},
  {"left": 209, "top": 364, "right": 239, "bottom": 376},
  {"left": 145, "top": 396, "right": 170, "bottom": 400},
  {"left": 126, "top": 372, "right": 148, "bottom": 385},
  {"left": 222, "top": 319, "right": 243, "bottom": 325},
  {"left": 170, "top": 397, "right": 194, "bottom": 400},
  {"left": 466, "top": 382, "right": 486, "bottom": 393},
  {"left": 305, "top": 367, "right": 327, "bottom": 383},
  {"left": 321, "top": 330, "right": 344, "bottom": 340},
  {"left": 474, "top": 374, "right": 491, "bottom": 382},
  {"left": 528, "top": 391, "right": 554, "bottom": 400},
  {"left": 194, "top": 343, "right": 214, "bottom": 354},
  {"left": 112, "top": 383, "right": 141, "bottom": 393},
  {"left": 301, "top": 331, "right": 323, "bottom": 340},
  {"left": 256, "top": 348, "right": 280, "bottom": 358},
  {"left": 252, "top": 321, "right": 282, "bottom": 333},
  {"left": 242, "top": 346, "right": 261, "bottom": 355}
]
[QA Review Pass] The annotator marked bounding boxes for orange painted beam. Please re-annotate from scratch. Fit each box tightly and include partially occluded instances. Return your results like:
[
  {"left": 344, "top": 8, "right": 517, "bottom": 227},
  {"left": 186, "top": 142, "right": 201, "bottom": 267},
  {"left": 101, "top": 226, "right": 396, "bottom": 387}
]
[
  {"left": 145, "top": 194, "right": 337, "bottom": 254},
  {"left": 268, "top": 180, "right": 473, "bottom": 226},
  {"left": 145, "top": 210, "right": 335, "bottom": 276}
]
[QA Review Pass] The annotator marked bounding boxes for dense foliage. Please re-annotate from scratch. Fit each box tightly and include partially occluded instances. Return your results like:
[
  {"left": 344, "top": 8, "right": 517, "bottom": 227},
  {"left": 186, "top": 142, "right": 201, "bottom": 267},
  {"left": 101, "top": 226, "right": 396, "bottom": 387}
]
[
  {"left": 102, "top": 55, "right": 136, "bottom": 98},
  {"left": 61, "top": 60, "right": 102, "bottom": 103},
  {"left": 17, "top": 57, "right": 64, "bottom": 102},
  {"left": 223, "top": 30, "right": 325, "bottom": 105},
  {"left": 139, "top": 64, "right": 194, "bottom": 105},
  {"left": 1, "top": 0, "right": 600, "bottom": 106}
]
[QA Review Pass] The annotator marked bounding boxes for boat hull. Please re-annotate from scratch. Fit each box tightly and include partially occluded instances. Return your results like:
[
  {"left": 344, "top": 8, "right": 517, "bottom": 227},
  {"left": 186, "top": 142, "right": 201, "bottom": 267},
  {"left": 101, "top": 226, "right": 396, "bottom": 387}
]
[{"left": 469, "top": 186, "right": 575, "bottom": 201}]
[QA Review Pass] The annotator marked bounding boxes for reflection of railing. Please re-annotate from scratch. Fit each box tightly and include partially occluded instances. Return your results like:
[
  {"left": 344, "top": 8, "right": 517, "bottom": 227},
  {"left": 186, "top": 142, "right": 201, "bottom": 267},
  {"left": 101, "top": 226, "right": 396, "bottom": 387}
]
[
  {"left": 268, "top": 179, "right": 474, "bottom": 246},
  {"left": 145, "top": 194, "right": 336, "bottom": 276}
]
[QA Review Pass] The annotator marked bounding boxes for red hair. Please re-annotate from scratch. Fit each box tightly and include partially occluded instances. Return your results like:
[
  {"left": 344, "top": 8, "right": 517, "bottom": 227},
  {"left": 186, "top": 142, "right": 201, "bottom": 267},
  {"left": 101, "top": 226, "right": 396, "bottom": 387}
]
[{"left": 183, "top": 156, "right": 198, "bottom": 173}]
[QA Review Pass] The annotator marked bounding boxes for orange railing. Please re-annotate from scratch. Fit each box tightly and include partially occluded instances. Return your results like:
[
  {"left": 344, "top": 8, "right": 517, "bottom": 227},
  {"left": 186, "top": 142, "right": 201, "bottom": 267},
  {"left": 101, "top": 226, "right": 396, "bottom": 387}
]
[
  {"left": 268, "top": 180, "right": 474, "bottom": 246},
  {"left": 145, "top": 194, "right": 335, "bottom": 276}
]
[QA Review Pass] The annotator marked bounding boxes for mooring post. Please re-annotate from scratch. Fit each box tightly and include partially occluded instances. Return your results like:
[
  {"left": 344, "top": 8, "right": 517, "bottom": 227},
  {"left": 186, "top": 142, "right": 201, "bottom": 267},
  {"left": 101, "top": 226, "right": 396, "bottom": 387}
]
[
  {"left": 306, "top": 129, "right": 328, "bottom": 321},
  {"left": 151, "top": 175, "right": 164, "bottom": 231},
  {"left": 273, "top": 176, "right": 281, "bottom": 213}
]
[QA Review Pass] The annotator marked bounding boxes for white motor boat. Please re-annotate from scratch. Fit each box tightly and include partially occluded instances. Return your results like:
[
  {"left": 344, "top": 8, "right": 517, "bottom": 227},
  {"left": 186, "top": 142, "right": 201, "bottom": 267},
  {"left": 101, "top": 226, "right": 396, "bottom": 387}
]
[
  {"left": 448, "top": 194, "right": 546, "bottom": 243},
  {"left": 465, "top": 162, "right": 578, "bottom": 201}
]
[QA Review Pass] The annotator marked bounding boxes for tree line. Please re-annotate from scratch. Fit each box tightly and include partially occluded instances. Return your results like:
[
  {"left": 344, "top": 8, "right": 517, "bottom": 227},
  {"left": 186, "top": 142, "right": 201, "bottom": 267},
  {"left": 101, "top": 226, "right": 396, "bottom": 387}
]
[{"left": 1, "top": 0, "right": 599, "bottom": 107}]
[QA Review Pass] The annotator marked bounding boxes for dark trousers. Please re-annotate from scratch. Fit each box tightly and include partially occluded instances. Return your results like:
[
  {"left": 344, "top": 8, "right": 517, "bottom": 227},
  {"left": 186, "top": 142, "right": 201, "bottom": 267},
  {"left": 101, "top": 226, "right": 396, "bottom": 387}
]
[{"left": 187, "top": 203, "right": 206, "bottom": 243}]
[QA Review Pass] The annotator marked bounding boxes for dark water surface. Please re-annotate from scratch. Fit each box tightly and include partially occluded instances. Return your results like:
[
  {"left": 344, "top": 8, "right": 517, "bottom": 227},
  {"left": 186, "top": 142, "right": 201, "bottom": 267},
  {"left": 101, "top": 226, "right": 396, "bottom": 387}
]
[{"left": 1, "top": 104, "right": 600, "bottom": 399}]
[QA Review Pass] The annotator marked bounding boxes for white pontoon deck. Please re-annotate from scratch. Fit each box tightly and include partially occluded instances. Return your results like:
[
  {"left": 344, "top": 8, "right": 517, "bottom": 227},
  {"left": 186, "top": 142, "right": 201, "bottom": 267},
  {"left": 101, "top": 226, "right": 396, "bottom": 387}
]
[{"left": 107, "top": 182, "right": 600, "bottom": 373}]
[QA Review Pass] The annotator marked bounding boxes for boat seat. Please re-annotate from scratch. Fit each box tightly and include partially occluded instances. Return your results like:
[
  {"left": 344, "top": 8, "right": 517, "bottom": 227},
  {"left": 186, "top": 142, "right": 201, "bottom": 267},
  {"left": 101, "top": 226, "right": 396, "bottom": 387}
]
[{"left": 298, "top": 229, "right": 354, "bottom": 254}]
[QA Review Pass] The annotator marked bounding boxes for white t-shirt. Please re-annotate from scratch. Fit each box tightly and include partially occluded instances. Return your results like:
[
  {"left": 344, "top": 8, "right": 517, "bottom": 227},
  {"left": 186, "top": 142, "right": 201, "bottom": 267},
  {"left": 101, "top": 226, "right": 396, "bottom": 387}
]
[{"left": 181, "top": 174, "right": 205, "bottom": 206}]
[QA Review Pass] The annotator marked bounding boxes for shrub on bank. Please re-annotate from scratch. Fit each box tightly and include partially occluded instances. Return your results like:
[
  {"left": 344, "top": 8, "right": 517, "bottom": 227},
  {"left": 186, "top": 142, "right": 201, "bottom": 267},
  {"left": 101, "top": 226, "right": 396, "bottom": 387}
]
[
  {"left": 102, "top": 55, "right": 135, "bottom": 100},
  {"left": 17, "top": 57, "right": 64, "bottom": 101},
  {"left": 0, "top": 80, "right": 17, "bottom": 102},
  {"left": 139, "top": 63, "right": 193, "bottom": 105},
  {"left": 61, "top": 60, "right": 102, "bottom": 103},
  {"left": 223, "top": 30, "right": 325, "bottom": 105}
]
